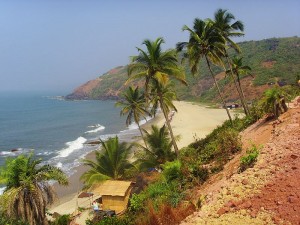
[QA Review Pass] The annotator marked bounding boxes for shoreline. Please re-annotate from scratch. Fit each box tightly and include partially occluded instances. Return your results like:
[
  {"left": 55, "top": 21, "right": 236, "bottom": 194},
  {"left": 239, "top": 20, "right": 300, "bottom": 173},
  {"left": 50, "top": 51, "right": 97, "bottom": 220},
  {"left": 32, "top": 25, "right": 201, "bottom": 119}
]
[{"left": 49, "top": 101, "right": 232, "bottom": 216}]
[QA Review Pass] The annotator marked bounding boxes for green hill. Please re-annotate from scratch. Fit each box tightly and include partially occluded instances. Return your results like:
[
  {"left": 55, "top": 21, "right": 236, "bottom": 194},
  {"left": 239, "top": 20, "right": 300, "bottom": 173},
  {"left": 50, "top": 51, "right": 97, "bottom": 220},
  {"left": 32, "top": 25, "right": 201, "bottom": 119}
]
[{"left": 66, "top": 37, "right": 300, "bottom": 102}]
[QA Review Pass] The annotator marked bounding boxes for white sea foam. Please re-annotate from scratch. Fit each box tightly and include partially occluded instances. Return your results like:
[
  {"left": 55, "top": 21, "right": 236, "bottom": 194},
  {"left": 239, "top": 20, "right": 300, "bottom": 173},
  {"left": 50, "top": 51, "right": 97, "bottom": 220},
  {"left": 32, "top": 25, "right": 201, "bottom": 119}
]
[
  {"left": 85, "top": 125, "right": 105, "bottom": 134},
  {"left": 56, "top": 136, "right": 87, "bottom": 158},
  {"left": 0, "top": 151, "right": 14, "bottom": 156},
  {"left": 122, "top": 116, "right": 153, "bottom": 132},
  {"left": 0, "top": 186, "right": 5, "bottom": 195},
  {"left": 56, "top": 162, "right": 63, "bottom": 168},
  {"left": 87, "top": 124, "right": 102, "bottom": 128}
]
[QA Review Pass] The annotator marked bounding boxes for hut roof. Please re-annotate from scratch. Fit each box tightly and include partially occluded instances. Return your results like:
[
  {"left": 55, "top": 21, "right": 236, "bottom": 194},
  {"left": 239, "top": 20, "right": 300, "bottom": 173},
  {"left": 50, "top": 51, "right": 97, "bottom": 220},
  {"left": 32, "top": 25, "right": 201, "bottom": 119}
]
[{"left": 92, "top": 180, "right": 132, "bottom": 197}]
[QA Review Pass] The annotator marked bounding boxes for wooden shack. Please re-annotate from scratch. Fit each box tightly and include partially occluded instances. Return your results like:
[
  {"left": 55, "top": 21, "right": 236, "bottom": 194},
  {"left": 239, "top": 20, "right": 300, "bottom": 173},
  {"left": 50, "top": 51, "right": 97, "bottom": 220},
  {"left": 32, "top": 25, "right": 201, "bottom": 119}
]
[{"left": 92, "top": 180, "right": 133, "bottom": 214}]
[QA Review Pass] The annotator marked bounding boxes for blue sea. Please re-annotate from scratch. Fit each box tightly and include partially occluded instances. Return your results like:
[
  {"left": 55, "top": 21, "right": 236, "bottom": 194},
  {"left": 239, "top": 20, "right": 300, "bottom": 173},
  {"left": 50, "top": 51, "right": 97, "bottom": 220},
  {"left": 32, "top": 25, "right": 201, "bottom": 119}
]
[{"left": 0, "top": 92, "right": 145, "bottom": 193}]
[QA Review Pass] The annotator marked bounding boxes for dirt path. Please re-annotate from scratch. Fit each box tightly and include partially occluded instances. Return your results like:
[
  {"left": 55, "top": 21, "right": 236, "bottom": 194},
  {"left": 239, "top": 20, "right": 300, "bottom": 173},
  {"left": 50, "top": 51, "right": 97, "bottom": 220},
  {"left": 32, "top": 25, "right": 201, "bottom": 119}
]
[{"left": 181, "top": 97, "right": 300, "bottom": 225}]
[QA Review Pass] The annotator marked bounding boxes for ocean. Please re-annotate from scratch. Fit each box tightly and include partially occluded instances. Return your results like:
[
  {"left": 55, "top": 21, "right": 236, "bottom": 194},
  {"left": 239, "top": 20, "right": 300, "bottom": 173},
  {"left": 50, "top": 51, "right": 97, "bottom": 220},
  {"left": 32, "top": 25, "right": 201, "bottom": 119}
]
[{"left": 0, "top": 92, "right": 145, "bottom": 194}]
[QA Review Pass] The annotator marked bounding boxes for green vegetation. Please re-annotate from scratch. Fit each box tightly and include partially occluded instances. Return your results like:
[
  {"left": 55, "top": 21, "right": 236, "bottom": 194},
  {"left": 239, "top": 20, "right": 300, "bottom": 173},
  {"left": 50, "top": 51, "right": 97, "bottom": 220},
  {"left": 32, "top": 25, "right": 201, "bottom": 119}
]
[
  {"left": 49, "top": 214, "right": 71, "bottom": 225},
  {"left": 134, "top": 125, "right": 176, "bottom": 170},
  {"left": 127, "top": 37, "right": 186, "bottom": 155},
  {"left": 1, "top": 6, "right": 297, "bottom": 225},
  {"left": 0, "top": 153, "right": 68, "bottom": 225},
  {"left": 80, "top": 137, "right": 136, "bottom": 187},
  {"left": 86, "top": 216, "right": 134, "bottom": 225},
  {"left": 239, "top": 144, "right": 261, "bottom": 172},
  {"left": 176, "top": 17, "right": 233, "bottom": 122},
  {"left": 116, "top": 86, "right": 150, "bottom": 147},
  {"left": 71, "top": 36, "right": 300, "bottom": 103},
  {"left": 0, "top": 212, "right": 29, "bottom": 225}
]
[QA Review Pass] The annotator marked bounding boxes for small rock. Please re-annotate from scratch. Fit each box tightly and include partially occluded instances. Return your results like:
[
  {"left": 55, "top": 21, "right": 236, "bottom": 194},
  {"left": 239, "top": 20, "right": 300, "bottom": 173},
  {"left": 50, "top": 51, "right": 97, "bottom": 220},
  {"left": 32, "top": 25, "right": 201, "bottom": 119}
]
[
  {"left": 290, "top": 154, "right": 298, "bottom": 159},
  {"left": 242, "top": 179, "right": 249, "bottom": 185},
  {"left": 224, "top": 200, "right": 237, "bottom": 208},
  {"left": 243, "top": 201, "right": 252, "bottom": 209},
  {"left": 288, "top": 196, "right": 298, "bottom": 203},
  {"left": 250, "top": 210, "right": 257, "bottom": 218},
  {"left": 217, "top": 207, "right": 229, "bottom": 216}
]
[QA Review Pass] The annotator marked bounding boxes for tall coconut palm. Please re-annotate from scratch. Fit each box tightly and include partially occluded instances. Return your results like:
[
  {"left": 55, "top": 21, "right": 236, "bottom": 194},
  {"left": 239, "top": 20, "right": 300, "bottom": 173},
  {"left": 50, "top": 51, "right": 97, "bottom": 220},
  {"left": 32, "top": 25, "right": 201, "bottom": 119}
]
[
  {"left": 127, "top": 37, "right": 186, "bottom": 153},
  {"left": 81, "top": 136, "right": 136, "bottom": 187},
  {"left": 226, "top": 56, "right": 252, "bottom": 111},
  {"left": 211, "top": 9, "right": 249, "bottom": 115},
  {"left": 127, "top": 37, "right": 186, "bottom": 101},
  {"left": 116, "top": 86, "right": 150, "bottom": 148},
  {"left": 177, "top": 18, "right": 232, "bottom": 123},
  {"left": 0, "top": 153, "right": 68, "bottom": 225},
  {"left": 149, "top": 82, "right": 180, "bottom": 155},
  {"left": 135, "top": 125, "right": 176, "bottom": 170}
]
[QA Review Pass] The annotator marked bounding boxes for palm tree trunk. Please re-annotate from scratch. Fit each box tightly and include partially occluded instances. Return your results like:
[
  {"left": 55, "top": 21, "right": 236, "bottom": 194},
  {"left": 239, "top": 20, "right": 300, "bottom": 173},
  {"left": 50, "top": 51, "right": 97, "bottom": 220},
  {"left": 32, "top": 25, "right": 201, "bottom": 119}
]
[
  {"left": 236, "top": 72, "right": 250, "bottom": 114},
  {"left": 137, "top": 121, "right": 148, "bottom": 149},
  {"left": 159, "top": 94, "right": 179, "bottom": 157},
  {"left": 205, "top": 56, "right": 233, "bottom": 124},
  {"left": 225, "top": 55, "right": 249, "bottom": 115}
]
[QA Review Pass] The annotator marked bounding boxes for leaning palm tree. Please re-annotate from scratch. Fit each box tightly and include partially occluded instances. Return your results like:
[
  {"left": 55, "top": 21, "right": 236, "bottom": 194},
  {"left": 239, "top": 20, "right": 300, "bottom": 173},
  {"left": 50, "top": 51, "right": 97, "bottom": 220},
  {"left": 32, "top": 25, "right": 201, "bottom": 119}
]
[
  {"left": 116, "top": 86, "right": 150, "bottom": 148},
  {"left": 0, "top": 153, "right": 68, "bottom": 225},
  {"left": 150, "top": 82, "right": 180, "bottom": 156},
  {"left": 177, "top": 18, "right": 232, "bottom": 123},
  {"left": 211, "top": 9, "right": 249, "bottom": 115},
  {"left": 135, "top": 125, "right": 176, "bottom": 170},
  {"left": 226, "top": 56, "right": 252, "bottom": 112},
  {"left": 127, "top": 37, "right": 186, "bottom": 153},
  {"left": 80, "top": 136, "right": 136, "bottom": 187}
]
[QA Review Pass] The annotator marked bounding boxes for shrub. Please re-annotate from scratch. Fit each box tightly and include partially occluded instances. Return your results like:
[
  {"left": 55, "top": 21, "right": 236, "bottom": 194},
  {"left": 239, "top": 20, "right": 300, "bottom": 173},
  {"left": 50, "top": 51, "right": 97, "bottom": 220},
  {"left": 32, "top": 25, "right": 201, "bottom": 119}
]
[
  {"left": 49, "top": 214, "right": 71, "bottom": 225},
  {"left": 129, "top": 193, "right": 146, "bottom": 212},
  {"left": 0, "top": 212, "right": 29, "bottom": 225},
  {"left": 86, "top": 215, "right": 134, "bottom": 225},
  {"left": 162, "top": 160, "right": 182, "bottom": 182},
  {"left": 239, "top": 144, "right": 261, "bottom": 172}
]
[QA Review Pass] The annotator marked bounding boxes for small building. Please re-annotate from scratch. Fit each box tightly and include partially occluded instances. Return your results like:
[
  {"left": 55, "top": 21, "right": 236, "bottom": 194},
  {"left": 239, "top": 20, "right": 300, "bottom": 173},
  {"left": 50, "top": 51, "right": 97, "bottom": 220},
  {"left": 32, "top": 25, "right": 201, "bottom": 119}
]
[
  {"left": 224, "top": 103, "right": 239, "bottom": 109},
  {"left": 92, "top": 180, "right": 133, "bottom": 214}
]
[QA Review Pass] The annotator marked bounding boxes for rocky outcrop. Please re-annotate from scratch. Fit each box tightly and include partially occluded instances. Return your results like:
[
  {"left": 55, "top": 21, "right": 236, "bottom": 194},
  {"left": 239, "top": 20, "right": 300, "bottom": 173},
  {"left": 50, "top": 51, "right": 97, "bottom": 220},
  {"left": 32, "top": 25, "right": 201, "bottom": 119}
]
[
  {"left": 65, "top": 78, "right": 102, "bottom": 100},
  {"left": 65, "top": 66, "right": 127, "bottom": 100}
]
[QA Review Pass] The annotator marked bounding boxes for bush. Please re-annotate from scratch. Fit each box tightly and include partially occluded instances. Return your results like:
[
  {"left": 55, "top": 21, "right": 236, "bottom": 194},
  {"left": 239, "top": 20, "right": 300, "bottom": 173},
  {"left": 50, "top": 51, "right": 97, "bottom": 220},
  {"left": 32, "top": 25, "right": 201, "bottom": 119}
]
[
  {"left": 197, "top": 128, "right": 242, "bottom": 165},
  {"left": 0, "top": 213, "right": 29, "bottom": 225},
  {"left": 162, "top": 160, "right": 182, "bottom": 182},
  {"left": 239, "top": 144, "right": 261, "bottom": 172},
  {"left": 86, "top": 215, "right": 134, "bottom": 225},
  {"left": 129, "top": 193, "right": 146, "bottom": 212}
]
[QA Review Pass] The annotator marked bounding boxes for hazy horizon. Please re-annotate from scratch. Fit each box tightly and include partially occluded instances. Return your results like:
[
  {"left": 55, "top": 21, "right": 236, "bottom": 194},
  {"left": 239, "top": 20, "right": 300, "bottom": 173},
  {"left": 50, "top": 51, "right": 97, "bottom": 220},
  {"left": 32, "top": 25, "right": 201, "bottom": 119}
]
[{"left": 1, "top": 0, "right": 300, "bottom": 94}]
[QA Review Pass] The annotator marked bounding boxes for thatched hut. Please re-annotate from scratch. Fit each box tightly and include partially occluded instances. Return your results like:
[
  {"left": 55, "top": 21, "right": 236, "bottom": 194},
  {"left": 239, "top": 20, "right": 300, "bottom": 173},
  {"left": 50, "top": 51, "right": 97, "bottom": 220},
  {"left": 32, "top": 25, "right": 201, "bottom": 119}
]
[{"left": 92, "top": 180, "right": 133, "bottom": 214}]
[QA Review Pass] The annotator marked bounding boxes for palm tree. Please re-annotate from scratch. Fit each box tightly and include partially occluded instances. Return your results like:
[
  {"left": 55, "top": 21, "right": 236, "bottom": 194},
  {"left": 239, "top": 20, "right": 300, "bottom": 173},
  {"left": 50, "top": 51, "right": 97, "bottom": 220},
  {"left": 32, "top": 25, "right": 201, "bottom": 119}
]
[
  {"left": 149, "top": 82, "right": 180, "bottom": 156},
  {"left": 226, "top": 56, "right": 252, "bottom": 113},
  {"left": 127, "top": 38, "right": 186, "bottom": 100},
  {"left": 127, "top": 37, "right": 186, "bottom": 153},
  {"left": 80, "top": 136, "right": 136, "bottom": 187},
  {"left": 260, "top": 88, "right": 288, "bottom": 119},
  {"left": 177, "top": 18, "right": 233, "bottom": 123},
  {"left": 0, "top": 153, "right": 68, "bottom": 225},
  {"left": 135, "top": 125, "right": 176, "bottom": 170},
  {"left": 211, "top": 9, "right": 249, "bottom": 115},
  {"left": 116, "top": 86, "right": 150, "bottom": 148}
]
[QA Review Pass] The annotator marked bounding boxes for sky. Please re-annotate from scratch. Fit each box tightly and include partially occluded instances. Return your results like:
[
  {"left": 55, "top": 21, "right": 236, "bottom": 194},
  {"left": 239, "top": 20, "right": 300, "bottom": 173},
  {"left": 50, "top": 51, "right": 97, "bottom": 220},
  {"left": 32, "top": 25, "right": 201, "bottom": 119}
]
[{"left": 0, "top": 0, "right": 299, "bottom": 94}]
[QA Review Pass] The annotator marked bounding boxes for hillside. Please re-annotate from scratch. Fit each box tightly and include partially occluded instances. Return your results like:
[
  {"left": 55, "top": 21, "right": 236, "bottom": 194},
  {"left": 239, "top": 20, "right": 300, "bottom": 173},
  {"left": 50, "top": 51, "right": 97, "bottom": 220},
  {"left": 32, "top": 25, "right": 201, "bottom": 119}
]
[
  {"left": 181, "top": 97, "right": 300, "bottom": 225},
  {"left": 65, "top": 37, "right": 300, "bottom": 102}
]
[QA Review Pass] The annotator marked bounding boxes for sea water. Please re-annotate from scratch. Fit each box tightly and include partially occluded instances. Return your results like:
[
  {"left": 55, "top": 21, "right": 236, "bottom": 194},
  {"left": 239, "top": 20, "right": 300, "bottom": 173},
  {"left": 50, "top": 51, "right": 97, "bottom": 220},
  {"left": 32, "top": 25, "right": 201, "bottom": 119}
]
[{"left": 0, "top": 92, "right": 146, "bottom": 193}]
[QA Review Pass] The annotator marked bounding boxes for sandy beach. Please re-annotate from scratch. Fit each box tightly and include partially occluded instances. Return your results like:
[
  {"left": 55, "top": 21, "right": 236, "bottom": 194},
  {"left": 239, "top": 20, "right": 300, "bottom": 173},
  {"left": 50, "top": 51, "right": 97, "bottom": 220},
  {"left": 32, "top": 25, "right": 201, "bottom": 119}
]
[{"left": 49, "top": 101, "right": 232, "bottom": 223}]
